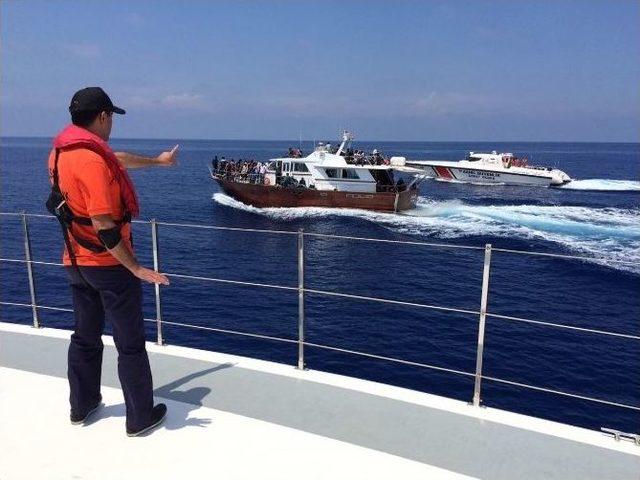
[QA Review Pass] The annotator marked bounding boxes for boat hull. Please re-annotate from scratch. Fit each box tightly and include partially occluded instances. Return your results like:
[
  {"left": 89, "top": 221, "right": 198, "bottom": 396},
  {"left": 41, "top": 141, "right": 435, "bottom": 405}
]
[
  {"left": 425, "top": 165, "right": 556, "bottom": 186},
  {"left": 214, "top": 177, "right": 419, "bottom": 212}
]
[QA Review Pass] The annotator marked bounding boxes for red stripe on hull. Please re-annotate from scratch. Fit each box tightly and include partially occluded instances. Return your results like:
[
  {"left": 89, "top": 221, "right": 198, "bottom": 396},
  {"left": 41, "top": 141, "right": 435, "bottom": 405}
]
[
  {"left": 214, "top": 179, "right": 419, "bottom": 212},
  {"left": 433, "top": 166, "right": 454, "bottom": 179}
]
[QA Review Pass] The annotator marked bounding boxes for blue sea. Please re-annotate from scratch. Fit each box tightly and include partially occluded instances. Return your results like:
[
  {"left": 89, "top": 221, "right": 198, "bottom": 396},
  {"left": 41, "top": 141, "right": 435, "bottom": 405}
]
[{"left": 1, "top": 136, "right": 639, "bottom": 433}]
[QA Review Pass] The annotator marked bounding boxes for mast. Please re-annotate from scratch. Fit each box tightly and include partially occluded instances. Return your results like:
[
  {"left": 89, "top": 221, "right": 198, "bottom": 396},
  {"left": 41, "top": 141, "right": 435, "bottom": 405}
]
[{"left": 336, "top": 130, "right": 352, "bottom": 156}]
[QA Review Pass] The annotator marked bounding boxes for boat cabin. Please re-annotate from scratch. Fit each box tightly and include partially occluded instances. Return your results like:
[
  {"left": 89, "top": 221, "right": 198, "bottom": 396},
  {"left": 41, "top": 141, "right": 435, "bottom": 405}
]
[
  {"left": 465, "top": 151, "right": 529, "bottom": 169},
  {"left": 263, "top": 132, "right": 405, "bottom": 193}
]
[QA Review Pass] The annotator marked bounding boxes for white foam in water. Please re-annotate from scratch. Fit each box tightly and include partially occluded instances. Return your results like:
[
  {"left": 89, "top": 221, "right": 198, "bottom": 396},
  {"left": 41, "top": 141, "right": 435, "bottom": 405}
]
[
  {"left": 212, "top": 193, "right": 640, "bottom": 274},
  {"left": 558, "top": 179, "right": 640, "bottom": 191}
]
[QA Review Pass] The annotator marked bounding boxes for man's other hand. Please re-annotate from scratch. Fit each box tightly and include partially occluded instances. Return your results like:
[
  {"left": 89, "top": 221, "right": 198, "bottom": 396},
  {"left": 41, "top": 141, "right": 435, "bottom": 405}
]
[
  {"left": 156, "top": 144, "right": 179, "bottom": 166},
  {"left": 133, "top": 266, "right": 170, "bottom": 285}
]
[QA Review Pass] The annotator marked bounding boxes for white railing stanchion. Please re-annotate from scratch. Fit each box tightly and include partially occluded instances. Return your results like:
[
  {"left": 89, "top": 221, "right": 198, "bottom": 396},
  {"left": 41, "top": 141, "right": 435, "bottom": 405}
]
[
  {"left": 21, "top": 212, "right": 40, "bottom": 328},
  {"left": 472, "top": 243, "right": 492, "bottom": 406},
  {"left": 297, "top": 229, "right": 306, "bottom": 370},
  {"left": 151, "top": 219, "right": 165, "bottom": 345}
]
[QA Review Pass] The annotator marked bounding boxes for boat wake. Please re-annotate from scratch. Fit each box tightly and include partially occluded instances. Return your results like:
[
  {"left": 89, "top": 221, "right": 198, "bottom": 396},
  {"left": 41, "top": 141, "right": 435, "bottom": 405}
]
[
  {"left": 212, "top": 193, "right": 640, "bottom": 274},
  {"left": 427, "top": 177, "right": 640, "bottom": 190},
  {"left": 557, "top": 179, "right": 640, "bottom": 191}
]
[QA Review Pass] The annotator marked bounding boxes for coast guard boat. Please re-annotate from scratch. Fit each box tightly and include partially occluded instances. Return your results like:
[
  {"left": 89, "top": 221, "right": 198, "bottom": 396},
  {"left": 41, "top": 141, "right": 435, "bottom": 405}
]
[
  {"left": 210, "top": 131, "right": 422, "bottom": 212},
  {"left": 405, "top": 151, "right": 572, "bottom": 186}
]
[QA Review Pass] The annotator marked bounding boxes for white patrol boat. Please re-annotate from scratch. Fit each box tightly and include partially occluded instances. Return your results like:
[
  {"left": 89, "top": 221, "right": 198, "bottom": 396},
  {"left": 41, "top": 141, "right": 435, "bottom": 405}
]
[{"left": 404, "top": 151, "right": 572, "bottom": 187}]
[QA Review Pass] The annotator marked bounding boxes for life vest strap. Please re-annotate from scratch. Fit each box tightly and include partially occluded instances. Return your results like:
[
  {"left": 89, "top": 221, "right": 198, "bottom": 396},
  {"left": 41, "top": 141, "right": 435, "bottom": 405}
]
[{"left": 47, "top": 148, "right": 131, "bottom": 256}]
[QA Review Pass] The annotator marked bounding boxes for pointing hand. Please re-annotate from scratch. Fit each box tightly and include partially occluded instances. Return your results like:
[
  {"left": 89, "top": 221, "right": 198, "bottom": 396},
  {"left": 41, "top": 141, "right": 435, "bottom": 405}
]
[{"left": 156, "top": 144, "right": 179, "bottom": 166}]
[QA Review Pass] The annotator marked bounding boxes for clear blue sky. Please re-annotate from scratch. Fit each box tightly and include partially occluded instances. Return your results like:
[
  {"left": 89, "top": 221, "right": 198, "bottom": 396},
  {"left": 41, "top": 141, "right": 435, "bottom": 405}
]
[{"left": 1, "top": 0, "right": 639, "bottom": 141}]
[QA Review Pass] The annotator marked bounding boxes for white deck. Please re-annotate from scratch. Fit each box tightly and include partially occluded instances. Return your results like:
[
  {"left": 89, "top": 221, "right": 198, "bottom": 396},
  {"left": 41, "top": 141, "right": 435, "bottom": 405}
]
[
  {"left": 1, "top": 368, "right": 463, "bottom": 480},
  {"left": 1, "top": 321, "right": 638, "bottom": 479}
]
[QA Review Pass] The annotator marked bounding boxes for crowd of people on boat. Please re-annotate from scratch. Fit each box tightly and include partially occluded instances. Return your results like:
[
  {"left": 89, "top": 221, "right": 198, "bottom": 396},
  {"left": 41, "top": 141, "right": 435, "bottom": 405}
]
[
  {"left": 317, "top": 143, "right": 389, "bottom": 165},
  {"left": 287, "top": 147, "right": 304, "bottom": 158},
  {"left": 211, "top": 144, "right": 389, "bottom": 177},
  {"left": 211, "top": 155, "right": 268, "bottom": 184},
  {"left": 287, "top": 140, "right": 391, "bottom": 166},
  {"left": 210, "top": 145, "right": 395, "bottom": 189},
  {"left": 299, "top": 142, "right": 389, "bottom": 166},
  {"left": 343, "top": 148, "right": 389, "bottom": 166}
]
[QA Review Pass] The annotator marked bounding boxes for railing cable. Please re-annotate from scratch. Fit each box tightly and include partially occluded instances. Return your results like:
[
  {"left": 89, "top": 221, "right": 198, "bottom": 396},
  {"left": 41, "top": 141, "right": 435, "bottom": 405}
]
[
  {"left": 304, "top": 288, "right": 479, "bottom": 316},
  {"left": 303, "top": 341, "right": 475, "bottom": 377},
  {"left": 0, "top": 258, "right": 64, "bottom": 267},
  {"left": 155, "top": 220, "right": 298, "bottom": 236},
  {"left": 486, "top": 312, "right": 640, "bottom": 340},
  {"left": 164, "top": 272, "right": 298, "bottom": 291},
  {"left": 482, "top": 375, "right": 640, "bottom": 411},
  {"left": 303, "top": 232, "right": 485, "bottom": 251},
  {"left": 492, "top": 247, "right": 638, "bottom": 266},
  {"left": 142, "top": 318, "right": 298, "bottom": 344},
  {"left": 0, "top": 301, "right": 72, "bottom": 313}
]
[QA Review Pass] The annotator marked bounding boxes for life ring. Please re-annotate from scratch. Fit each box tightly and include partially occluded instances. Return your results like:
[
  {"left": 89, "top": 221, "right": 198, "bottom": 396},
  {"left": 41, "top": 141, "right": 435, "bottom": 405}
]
[{"left": 264, "top": 176, "right": 271, "bottom": 186}]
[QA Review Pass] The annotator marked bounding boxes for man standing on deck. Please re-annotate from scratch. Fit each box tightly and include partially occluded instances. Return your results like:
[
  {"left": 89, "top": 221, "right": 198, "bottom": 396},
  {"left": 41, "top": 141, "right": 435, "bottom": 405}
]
[{"left": 47, "top": 87, "right": 177, "bottom": 436}]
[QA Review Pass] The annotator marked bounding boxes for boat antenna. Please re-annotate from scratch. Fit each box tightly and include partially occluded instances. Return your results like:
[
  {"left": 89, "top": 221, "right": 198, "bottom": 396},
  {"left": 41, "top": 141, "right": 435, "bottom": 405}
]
[{"left": 336, "top": 130, "right": 352, "bottom": 156}]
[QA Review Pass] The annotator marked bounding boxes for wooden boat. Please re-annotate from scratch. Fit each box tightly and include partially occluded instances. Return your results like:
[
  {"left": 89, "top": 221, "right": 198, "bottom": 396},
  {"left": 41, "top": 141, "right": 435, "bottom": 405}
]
[{"left": 210, "top": 131, "right": 422, "bottom": 212}]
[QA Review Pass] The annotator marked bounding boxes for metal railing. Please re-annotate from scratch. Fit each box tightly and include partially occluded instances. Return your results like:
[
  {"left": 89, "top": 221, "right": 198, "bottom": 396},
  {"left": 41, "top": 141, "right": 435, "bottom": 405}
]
[{"left": 1, "top": 211, "right": 639, "bottom": 415}]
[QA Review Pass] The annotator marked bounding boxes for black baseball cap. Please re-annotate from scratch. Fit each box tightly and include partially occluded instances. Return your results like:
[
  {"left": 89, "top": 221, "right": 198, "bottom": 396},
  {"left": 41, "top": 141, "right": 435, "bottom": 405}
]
[{"left": 69, "top": 87, "right": 126, "bottom": 115}]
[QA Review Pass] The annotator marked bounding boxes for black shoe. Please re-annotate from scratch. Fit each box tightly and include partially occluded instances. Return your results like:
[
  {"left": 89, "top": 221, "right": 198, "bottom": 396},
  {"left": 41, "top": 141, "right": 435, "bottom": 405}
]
[
  {"left": 70, "top": 396, "right": 103, "bottom": 425},
  {"left": 126, "top": 403, "right": 167, "bottom": 437}
]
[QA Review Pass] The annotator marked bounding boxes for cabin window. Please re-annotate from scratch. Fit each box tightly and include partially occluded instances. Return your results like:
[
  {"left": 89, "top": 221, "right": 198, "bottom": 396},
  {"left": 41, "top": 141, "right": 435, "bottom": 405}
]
[
  {"left": 467, "top": 156, "right": 481, "bottom": 162},
  {"left": 293, "top": 162, "right": 309, "bottom": 173},
  {"left": 342, "top": 169, "right": 359, "bottom": 179},
  {"left": 325, "top": 168, "right": 339, "bottom": 178},
  {"left": 283, "top": 163, "right": 291, "bottom": 172}
]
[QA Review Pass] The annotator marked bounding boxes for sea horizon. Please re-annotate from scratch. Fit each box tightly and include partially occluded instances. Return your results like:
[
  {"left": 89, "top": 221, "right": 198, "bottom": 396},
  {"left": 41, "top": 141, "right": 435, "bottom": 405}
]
[{"left": 1, "top": 135, "right": 639, "bottom": 145}]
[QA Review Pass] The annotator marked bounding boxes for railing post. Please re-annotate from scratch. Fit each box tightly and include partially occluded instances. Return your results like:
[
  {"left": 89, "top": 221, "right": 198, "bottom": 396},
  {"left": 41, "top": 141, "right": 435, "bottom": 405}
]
[
  {"left": 151, "top": 219, "right": 165, "bottom": 345},
  {"left": 296, "top": 229, "right": 306, "bottom": 370},
  {"left": 472, "top": 243, "right": 492, "bottom": 407},
  {"left": 22, "top": 213, "right": 40, "bottom": 328}
]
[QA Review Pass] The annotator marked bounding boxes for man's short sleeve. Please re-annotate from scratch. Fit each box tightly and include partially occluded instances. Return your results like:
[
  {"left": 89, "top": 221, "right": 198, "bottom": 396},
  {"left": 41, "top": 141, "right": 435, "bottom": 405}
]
[{"left": 74, "top": 152, "right": 116, "bottom": 217}]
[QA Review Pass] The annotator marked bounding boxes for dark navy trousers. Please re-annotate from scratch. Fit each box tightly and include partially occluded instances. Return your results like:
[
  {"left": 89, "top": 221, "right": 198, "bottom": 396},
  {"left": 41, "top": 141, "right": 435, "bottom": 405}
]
[{"left": 66, "top": 265, "right": 153, "bottom": 431}]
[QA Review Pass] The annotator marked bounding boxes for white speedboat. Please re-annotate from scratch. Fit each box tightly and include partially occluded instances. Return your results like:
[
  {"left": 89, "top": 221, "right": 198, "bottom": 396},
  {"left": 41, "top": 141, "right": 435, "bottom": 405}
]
[{"left": 405, "top": 151, "right": 572, "bottom": 186}]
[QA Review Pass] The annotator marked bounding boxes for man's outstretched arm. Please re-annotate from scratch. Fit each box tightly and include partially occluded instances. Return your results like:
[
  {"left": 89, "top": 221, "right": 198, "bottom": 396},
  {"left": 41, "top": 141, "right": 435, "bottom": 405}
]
[
  {"left": 91, "top": 214, "right": 170, "bottom": 285},
  {"left": 114, "top": 144, "right": 179, "bottom": 169}
]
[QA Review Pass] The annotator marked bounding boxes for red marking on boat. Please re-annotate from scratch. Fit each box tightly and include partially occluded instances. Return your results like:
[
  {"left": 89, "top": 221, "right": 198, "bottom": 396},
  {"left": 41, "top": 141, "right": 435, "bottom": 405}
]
[{"left": 434, "top": 166, "right": 454, "bottom": 179}]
